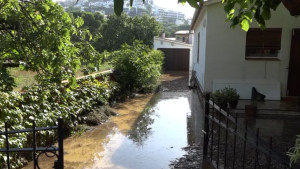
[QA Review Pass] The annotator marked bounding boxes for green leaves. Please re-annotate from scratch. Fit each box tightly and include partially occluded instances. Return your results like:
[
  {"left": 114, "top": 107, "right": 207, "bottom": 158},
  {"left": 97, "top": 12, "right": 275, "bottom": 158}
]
[
  {"left": 0, "top": 0, "right": 100, "bottom": 87},
  {"left": 0, "top": 75, "right": 119, "bottom": 168},
  {"left": 262, "top": 7, "right": 271, "bottom": 20},
  {"left": 221, "top": 0, "right": 281, "bottom": 30},
  {"left": 111, "top": 41, "right": 163, "bottom": 93},
  {"left": 186, "top": 0, "right": 201, "bottom": 8},
  {"left": 114, "top": 0, "right": 124, "bottom": 16},
  {"left": 130, "top": 0, "right": 133, "bottom": 7},
  {"left": 240, "top": 19, "right": 250, "bottom": 31}
]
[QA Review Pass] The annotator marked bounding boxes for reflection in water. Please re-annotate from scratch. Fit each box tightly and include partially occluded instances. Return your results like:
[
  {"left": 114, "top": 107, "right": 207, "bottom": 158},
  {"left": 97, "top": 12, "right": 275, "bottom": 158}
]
[
  {"left": 23, "top": 90, "right": 205, "bottom": 169},
  {"left": 187, "top": 90, "right": 205, "bottom": 145},
  {"left": 127, "top": 94, "right": 161, "bottom": 147},
  {"left": 93, "top": 96, "right": 192, "bottom": 169}
]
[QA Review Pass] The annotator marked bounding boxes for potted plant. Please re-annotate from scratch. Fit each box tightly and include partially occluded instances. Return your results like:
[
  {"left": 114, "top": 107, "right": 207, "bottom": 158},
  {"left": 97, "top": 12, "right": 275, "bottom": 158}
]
[
  {"left": 223, "top": 87, "right": 240, "bottom": 109},
  {"left": 212, "top": 89, "right": 228, "bottom": 110}
]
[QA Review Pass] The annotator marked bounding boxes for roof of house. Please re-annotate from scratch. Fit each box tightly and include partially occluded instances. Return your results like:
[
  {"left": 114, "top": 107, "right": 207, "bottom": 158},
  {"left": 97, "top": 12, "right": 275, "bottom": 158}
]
[
  {"left": 174, "top": 30, "right": 190, "bottom": 35},
  {"left": 154, "top": 37, "right": 192, "bottom": 47},
  {"left": 190, "top": 0, "right": 221, "bottom": 30}
]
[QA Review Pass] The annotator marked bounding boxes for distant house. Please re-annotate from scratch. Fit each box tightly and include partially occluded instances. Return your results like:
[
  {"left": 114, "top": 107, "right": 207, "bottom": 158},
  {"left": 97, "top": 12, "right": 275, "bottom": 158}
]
[
  {"left": 154, "top": 33, "right": 193, "bottom": 72},
  {"left": 175, "top": 30, "right": 191, "bottom": 44},
  {"left": 190, "top": 0, "right": 300, "bottom": 100}
]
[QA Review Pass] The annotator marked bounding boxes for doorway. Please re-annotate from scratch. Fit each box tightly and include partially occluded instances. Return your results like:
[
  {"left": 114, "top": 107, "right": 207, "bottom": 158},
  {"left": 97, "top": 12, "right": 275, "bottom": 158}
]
[{"left": 288, "top": 29, "right": 300, "bottom": 96}]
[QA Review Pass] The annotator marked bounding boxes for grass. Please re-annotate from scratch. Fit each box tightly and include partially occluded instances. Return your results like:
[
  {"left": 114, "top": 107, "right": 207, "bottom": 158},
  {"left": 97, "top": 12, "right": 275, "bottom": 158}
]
[
  {"left": 9, "top": 68, "right": 37, "bottom": 91},
  {"left": 8, "top": 62, "right": 113, "bottom": 91}
]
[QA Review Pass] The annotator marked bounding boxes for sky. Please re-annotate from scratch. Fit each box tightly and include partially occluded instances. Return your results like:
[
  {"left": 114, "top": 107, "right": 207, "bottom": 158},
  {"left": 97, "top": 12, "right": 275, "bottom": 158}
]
[{"left": 153, "top": 0, "right": 195, "bottom": 18}]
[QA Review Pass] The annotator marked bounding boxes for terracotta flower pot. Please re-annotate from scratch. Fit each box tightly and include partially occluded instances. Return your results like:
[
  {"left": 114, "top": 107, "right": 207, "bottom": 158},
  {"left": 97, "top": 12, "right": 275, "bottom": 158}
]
[{"left": 282, "top": 0, "right": 300, "bottom": 16}]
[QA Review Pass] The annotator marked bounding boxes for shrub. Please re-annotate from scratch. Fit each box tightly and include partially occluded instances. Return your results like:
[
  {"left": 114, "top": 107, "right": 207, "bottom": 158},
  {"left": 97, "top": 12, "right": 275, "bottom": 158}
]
[
  {"left": 0, "top": 75, "right": 119, "bottom": 168},
  {"left": 212, "top": 87, "right": 240, "bottom": 109},
  {"left": 111, "top": 41, "right": 164, "bottom": 94}
]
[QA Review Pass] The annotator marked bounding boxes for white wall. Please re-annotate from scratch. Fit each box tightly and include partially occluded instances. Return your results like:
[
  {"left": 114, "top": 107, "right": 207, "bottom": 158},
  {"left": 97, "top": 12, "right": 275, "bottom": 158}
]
[
  {"left": 192, "top": 9, "right": 208, "bottom": 91},
  {"left": 202, "top": 3, "right": 300, "bottom": 98}
]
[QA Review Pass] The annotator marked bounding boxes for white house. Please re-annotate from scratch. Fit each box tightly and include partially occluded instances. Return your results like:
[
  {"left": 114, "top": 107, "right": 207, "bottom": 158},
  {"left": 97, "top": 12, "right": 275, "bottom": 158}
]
[
  {"left": 190, "top": 0, "right": 300, "bottom": 100},
  {"left": 154, "top": 36, "right": 193, "bottom": 73}
]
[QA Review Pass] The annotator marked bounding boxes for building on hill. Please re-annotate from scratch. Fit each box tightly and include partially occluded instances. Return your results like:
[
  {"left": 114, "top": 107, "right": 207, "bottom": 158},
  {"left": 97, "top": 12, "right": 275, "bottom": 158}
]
[{"left": 153, "top": 7, "right": 185, "bottom": 25}]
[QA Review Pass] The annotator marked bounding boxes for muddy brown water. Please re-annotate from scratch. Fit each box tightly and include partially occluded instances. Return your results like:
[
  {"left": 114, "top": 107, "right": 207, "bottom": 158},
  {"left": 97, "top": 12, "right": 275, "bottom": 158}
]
[{"left": 23, "top": 72, "right": 205, "bottom": 169}]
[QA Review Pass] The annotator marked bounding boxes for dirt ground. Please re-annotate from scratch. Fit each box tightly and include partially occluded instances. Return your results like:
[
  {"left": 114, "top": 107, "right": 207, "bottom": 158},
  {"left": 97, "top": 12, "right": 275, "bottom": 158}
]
[{"left": 161, "top": 71, "right": 190, "bottom": 92}]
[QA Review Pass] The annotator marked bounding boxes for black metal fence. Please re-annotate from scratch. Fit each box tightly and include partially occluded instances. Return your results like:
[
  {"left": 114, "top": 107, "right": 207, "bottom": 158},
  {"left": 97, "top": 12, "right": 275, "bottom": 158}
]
[
  {"left": 203, "top": 94, "right": 299, "bottom": 169},
  {"left": 0, "top": 118, "right": 64, "bottom": 169}
]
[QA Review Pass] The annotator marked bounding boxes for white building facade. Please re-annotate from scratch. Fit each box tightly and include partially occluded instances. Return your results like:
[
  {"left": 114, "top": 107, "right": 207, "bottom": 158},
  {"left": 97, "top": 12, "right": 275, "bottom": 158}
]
[{"left": 191, "top": 0, "right": 300, "bottom": 100}]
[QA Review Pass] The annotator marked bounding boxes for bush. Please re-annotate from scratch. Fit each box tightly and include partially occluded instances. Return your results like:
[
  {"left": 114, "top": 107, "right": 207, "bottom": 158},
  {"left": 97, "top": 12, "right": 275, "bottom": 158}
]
[
  {"left": 212, "top": 87, "right": 240, "bottom": 109},
  {"left": 0, "top": 75, "right": 119, "bottom": 168},
  {"left": 111, "top": 41, "right": 164, "bottom": 94}
]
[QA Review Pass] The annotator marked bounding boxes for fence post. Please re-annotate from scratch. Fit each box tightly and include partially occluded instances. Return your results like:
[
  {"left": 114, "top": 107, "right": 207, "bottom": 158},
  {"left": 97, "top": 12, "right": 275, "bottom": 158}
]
[
  {"left": 33, "top": 120, "right": 37, "bottom": 169},
  {"left": 232, "top": 114, "right": 238, "bottom": 169},
  {"left": 5, "top": 122, "right": 10, "bottom": 169},
  {"left": 210, "top": 98, "right": 215, "bottom": 161},
  {"left": 57, "top": 118, "right": 64, "bottom": 169},
  {"left": 267, "top": 137, "right": 272, "bottom": 169},
  {"left": 217, "top": 107, "right": 221, "bottom": 168},
  {"left": 242, "top": 122, "right": 248, "bottom": 169},
  {"left": 224, "top": 109, "right": 229, "bottom": 169},
  {"left": 203, "top": 93, "right": 210, "bottom": 159},
  {"left": 254, "top": 128, "right": 260, "bottom": 169}
]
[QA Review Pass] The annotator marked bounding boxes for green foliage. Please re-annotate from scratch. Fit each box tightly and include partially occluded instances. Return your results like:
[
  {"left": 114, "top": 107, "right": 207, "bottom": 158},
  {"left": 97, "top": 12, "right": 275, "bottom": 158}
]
[
  {"left": 0, "top": 0, "right": 100, "bottom": 89},
  {"left": 161, "top": 21, "right": 190, "bottom": 37},
  {"left": 222, "top": 0, "right": 281, "bottom": 30},
  {"left": 0, "top": 75, "right": 118, "bottom": 168},
  {"left": 212, "top": 89, "right": 228, "bottom": 109},
  {"left": 223, "top": 87, "right": 240, "bottom": 102},
  {"left": 287, "top": 135, "right": 300, "bottom": 166},
  {"left": 212, "top": 87, "right": 240, "bottom": 109},
  {"left": 111, "top": 41, "right": 164, "bottom": 94},
  {"left": 69, "top": 11, "right": 105, "bottom": 36},
  {"left": 0, "top": 68, "right": 15, "bottom": 92},
  {"left": 96, "top": 13, "right": 161, "bottom": 52}
]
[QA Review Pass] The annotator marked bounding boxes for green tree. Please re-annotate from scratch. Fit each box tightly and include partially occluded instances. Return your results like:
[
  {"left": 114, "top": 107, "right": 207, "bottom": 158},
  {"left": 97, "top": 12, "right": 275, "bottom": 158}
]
[
  {"left": 0, "top": 0, "right": 99, "bottom": 88},
  {"left": 70, "top": 11, "right": 105, "bottom": 35},
  {"left": 96, "top": 14, "right": 134, "bottom": 52},
  {"left": 96, "top": 13, "right": 161, "bottom": 52},
  {"left": 111, "top": 41, "right": 164, "bottom": 93},
  {"left": 161, "top": 20, "right": 190, "bottom": 37}
]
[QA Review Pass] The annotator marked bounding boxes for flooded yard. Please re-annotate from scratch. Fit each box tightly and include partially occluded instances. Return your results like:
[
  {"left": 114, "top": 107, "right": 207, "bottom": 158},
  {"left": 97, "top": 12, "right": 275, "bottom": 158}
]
[{"left": 24, "top": 71, "right": 205, "bottom": 169}]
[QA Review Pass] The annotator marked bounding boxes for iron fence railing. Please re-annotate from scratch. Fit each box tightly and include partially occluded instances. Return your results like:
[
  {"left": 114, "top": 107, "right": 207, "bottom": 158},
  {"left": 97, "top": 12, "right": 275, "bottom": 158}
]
[
  {"left": 203, "top": 94, "right": 299, "bottom": 169},
  {"left": 0, "top": 118, "right": 64, "bottom": 169}
]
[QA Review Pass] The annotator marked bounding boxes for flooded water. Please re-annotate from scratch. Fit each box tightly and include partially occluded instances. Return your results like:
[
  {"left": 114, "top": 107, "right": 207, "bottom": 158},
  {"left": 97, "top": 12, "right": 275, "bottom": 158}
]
[
  {"left": 92, "top": 94, "right": 192, "bottom": 169},
  {"left": 23, "top": 72, "right": 204, "bottom": 169}
]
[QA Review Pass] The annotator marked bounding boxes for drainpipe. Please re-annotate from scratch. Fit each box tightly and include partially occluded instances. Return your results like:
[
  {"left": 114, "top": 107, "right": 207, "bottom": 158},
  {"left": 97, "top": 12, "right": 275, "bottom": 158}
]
[{"left": 162, "top": 32, "right": 165, "bottom": 39}]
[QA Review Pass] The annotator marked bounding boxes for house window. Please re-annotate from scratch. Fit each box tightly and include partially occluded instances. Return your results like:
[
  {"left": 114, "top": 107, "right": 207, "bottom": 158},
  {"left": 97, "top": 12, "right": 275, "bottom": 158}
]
[
  {"left": 246, "top": 28, "right": 282, "bottom": 59},
  {"left": 197, "top": 32, "right": 200, "bottom": 63},
  {"left": 182, "top": 37, "right": 185, "bottom": 42}
]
